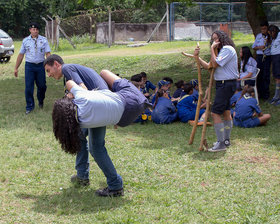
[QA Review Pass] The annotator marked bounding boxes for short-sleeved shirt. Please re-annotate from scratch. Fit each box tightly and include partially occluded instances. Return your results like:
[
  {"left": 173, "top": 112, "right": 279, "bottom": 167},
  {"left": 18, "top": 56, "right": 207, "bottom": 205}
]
[
  {"left": 143, "top": 80, "right": 156, "bottom": 93},
  {"left": 20, "top": 35, "right": 51, "bottom": 63},
  {"left": 62, "top": 64, "right": 108, "bottom": 90},
  {"left": 71, "top": 85, "right": 124, "bottom": 128},
  {"left": 215, "top": 45, "right": 239, "bottom": 81},
  {"left": 271, "top": 32, "right": 280, "bottom": 55},
  {"left": 240, "top": 57, "right": 258, "bottom": 79},
  {"left": 252, "top": 33, "right": 271, "bottom": 55}
]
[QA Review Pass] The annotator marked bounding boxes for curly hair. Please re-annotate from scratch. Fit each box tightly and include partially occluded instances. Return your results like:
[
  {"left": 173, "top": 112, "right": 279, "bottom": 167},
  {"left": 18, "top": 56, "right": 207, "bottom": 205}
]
[
  {"left": 210, "top": 30, "right": 235, "bottom": 51},
  {"left": 52, "top": 97, "right": 82, "bottom": 154}
]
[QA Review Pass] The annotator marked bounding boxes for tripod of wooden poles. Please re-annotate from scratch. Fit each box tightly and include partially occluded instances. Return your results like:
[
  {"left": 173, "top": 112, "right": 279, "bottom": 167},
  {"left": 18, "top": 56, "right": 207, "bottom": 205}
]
[{"left": 182, "top": 45, "right": 216, "bottom": 151}]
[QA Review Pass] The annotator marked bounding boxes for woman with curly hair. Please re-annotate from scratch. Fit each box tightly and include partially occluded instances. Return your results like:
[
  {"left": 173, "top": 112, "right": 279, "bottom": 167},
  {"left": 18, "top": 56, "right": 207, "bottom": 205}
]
[
  {"left": 52, "top": 70, "right": 150, "bottom": 154},
  {"left": 193, "top": 30, "right": 239, "bottom": 152}
]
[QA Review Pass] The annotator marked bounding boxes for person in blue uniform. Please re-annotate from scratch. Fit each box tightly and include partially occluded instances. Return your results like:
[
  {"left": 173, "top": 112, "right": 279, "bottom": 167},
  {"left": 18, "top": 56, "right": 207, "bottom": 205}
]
[
  {"left": 237, "top": 46, "right": 258, "bottom": 88},
  {"left": 44, "top": 54, "right": 131, "bottom": 197},
  {"left": 230, "top": 86, "right": 242, "bottom": 117},
  {"left": 140, "top": 72, "right": 156, "bottom": 99},
  {"left": 268, "top": 25, "right": 280, "bottom": 106},
  {"left": 14, "top": 22, "right": 51, "bottom": 114},
  {"left": 233, "top": 86, "right": 271, "bottom": 128},
  {"left": 189, "top": 79, "right": 199, "bottom": 101},
  {"left": 252, "top": 21, "right": 271, "bottom": 100},
  {"left": 177, "top": 83, "right": 206, "bottom": 124},
  {"left": 151, "top": 80, "right": 170, "bottom": 104},
  {"left": 194, "top": 31, "right": 239, "bottom": 152},
  {"left": 151, "top": 89, "right": 177, "bottom": 124}
]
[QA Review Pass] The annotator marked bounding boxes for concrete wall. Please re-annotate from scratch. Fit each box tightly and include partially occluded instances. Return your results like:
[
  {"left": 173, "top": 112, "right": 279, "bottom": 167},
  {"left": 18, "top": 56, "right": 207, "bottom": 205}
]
[{"left": 96, "top": 22, "right": 168, "bottom": 43}]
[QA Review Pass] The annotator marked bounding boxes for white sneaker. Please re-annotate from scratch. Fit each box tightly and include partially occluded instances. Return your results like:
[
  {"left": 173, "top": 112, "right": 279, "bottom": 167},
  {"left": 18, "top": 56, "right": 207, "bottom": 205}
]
[{"left": 208, "top": 141, "right": 227, "bottom": 152}]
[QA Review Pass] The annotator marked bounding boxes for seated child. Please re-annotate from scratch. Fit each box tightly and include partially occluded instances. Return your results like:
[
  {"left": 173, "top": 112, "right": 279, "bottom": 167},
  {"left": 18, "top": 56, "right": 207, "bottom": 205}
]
[
  {"left": 233, "top": 86, "right": 271, "bottom": 128},
  {"left": 172, "top": 80, "right": 185, "bottom": 106},
  {"left": 237, "top": 46, "right": 258, "bottom": 88},
  {"left": 189, "top": 79, "right": 199, "bottom": 101},
  {"left": 173, "top": 80, "right": 185, "bottom": 98},
  {"left": 131, "top": 73, "right": 145, "bottom": 90},
  {"left": 140, "top": 72, "right": 156, "bottom": 98},
  {"left": 230, "top": 86, "right": 243, "bottom": 116},
  {"left": 151, "top": 89, "right": 177, "bottom": 124},
  {"left": 52, "top": 70, "right": 151, "bottom": 154},
  {"left": 177, "top": 83, "right": 207, "bottom": 123},
  {"left": 151, "top": 79, "right": 170, "bottom": 104}
]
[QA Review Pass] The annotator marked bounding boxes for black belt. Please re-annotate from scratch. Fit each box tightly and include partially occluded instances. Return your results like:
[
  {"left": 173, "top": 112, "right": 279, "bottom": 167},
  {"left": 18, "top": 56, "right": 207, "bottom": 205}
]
[
  {"left": 26, "top": 61, "right": 44, "bottom": 65},
  {"left": 216, "top": 79, "right": 236, "bottom": 84}
]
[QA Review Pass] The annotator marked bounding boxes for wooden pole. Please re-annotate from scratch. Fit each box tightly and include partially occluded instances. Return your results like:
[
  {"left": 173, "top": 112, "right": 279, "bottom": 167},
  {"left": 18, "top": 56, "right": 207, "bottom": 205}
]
[
  {"left": 199, "top": 48, "right": 218, "bottom": 151},
  {"left": 147, "top": 11, "right": 167, "bottom": 43},
  {"left": 189, "top": 42, "right": 203, "bottom": 145},
  {"left": 199, "top": 68, "right": 215, "bottom": 151},
  {"left": 108, "top": 7, "right": 112, "bottom": 48},
  {"left": 166, "top": 2, "right": 170, "bottom": 41}
]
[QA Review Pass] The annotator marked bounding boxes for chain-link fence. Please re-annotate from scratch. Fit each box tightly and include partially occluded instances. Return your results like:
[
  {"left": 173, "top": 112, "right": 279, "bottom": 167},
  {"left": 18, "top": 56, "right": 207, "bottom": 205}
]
[{"left": 170, "top": 2, "right": 280, "bottom": 41}]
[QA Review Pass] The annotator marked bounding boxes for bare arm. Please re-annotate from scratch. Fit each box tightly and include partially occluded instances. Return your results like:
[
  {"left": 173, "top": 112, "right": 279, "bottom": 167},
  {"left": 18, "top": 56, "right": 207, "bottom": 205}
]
[
  {"left": 193, "top": 47, "right": 210, "bottom": 69},
  {"left": 14, "top": 54, "right": 24, "bottom": 77},
  {"left": 45, "top": 52, "right": 51, "bottom": 58},
  {"left": 209, "top": 41, "right": 219, "bottom": 68}
]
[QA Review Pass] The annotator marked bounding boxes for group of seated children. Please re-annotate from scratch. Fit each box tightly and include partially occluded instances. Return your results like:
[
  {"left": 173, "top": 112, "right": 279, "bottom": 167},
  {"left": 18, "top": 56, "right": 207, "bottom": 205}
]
[{"left": 132, "top": 66, "right": 271, "bottom": 128}]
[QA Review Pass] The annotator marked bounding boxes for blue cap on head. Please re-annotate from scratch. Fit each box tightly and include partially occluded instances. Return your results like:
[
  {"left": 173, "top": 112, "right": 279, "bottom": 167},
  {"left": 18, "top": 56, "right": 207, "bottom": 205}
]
[
  {"left": 190, "top": 79, "right": 198, "bottom": 87},
  {"left": 158, "top": 80, "right": 170, "bottom": 89}
]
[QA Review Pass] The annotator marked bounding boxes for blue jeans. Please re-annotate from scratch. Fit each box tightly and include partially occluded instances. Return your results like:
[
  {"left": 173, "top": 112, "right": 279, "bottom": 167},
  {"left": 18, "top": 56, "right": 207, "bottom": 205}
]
[
  {"left": 75, "top": 127, "right": 123, "bottom": 190},
  {"left": 25, "top": 62, "right": 47, "bottom": 111}
]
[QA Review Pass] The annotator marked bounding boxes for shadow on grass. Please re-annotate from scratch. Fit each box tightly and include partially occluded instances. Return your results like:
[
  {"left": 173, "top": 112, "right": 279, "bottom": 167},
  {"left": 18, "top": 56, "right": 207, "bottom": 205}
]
[{"left": 16, "top": 186, "right": 130, "bottom": 215}]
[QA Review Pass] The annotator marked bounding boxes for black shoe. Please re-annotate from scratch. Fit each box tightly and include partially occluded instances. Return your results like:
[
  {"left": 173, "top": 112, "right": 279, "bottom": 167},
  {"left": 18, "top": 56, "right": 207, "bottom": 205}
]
[
  {"left": 224, "top": 139, "right": 231, "bottom": 147},
  {"left": 39, "top": 103, "right": 43, "bottom": 109},
  {"left": 25, "top": 109, "right": 33, "bottom": 115},
  {"left": 95, "top": 187, "right": 124, "bottom": 197},
  {"left": 70, "top": 175, "right": 90, "bottom": 186}
]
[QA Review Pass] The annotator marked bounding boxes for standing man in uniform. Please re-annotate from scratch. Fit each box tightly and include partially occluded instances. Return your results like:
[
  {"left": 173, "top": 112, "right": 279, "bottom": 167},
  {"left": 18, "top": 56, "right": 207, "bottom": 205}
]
[
  {"left": 252, "top": 21, "right": 271, "bottom": 101},
  {"left": 194, "top": 31, "right": 238, "bottom": 152},
  {"left": 44, "top": 54, "right": 124, "bottom": 197},
  {"left": 14, "top": 22, "right": 51, "bottom": 114}
]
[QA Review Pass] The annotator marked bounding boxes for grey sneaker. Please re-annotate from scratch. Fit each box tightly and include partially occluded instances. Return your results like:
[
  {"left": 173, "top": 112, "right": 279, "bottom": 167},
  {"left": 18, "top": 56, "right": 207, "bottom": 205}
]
[
  {"left": 71, "top": 175, "right": 90, "bottom": 186},
  {"left": 213, "top": 139, "right": 230, "bottom": 148},
  {"left": 208, "top": 141, "right": 227, "bottom": 152},
  {"left": 95, "top": 187, "right": 124, "bottom": 197}
]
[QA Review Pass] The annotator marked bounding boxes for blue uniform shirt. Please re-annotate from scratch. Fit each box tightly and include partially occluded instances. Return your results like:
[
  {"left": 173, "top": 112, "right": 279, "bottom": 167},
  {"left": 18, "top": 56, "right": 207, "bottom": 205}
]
[
  {"left": 62, "top": 64, "right": 108, "bottom": 90},
  {"left": 142, "top": 80, "right": 156, "bottom": 94},
  {"left": 252, "top": 33, "right": 271, "bottom": 55},
  {"left": 234, "top": 94, "right": 261, "bottom": 121},
  {"left": 20, "top": 35, "right": 51, "bottom": 63},
  {"left": 215, "top": 45, "right": 239, "bottom": 81},
  {"left": 151, "top": 97, "right": 177, "bottom": 124}
]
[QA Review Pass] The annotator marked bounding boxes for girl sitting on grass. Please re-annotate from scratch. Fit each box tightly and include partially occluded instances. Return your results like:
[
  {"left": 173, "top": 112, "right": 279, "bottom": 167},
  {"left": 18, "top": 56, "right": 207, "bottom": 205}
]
[
  {"left": 151, "top": 89, "right": 177, "bottom": 124},
  {"left": 177, "top": 83, "right": 208, "bottom": 125},
  {"left": 233, "top": 85, "right": 271, "bottom": 128}
]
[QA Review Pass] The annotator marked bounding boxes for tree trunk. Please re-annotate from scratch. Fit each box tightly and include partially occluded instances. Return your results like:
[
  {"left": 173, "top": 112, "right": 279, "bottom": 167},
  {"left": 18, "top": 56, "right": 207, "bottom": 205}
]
[{"left": 246, "top": 0, "right": 267, "bottom": 37}]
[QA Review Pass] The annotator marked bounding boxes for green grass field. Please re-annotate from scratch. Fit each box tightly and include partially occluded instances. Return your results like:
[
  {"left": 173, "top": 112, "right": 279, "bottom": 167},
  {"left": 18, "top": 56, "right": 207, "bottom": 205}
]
[{"left": 0, "top": 36, "right": 279, "bottom": 223}]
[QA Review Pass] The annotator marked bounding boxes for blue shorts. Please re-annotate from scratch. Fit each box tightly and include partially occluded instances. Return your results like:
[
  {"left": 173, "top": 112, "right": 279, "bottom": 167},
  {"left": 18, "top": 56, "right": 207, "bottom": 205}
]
[
  {"left": 271, "top": 54, "right": 280, "bottom": 79},
  {"left": 113, "top": 78, "right": 150, "bottom": 127},
  {"left": 233, "top": 117, "right": 260, "bottom": 128},
  {"left": 212, "top": 80, "right": 236, "bottom": 114}
]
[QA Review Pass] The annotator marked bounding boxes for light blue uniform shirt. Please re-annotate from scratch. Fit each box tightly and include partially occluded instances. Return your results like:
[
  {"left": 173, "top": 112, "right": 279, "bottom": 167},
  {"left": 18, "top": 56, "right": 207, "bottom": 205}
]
[
  {"left": 271, "top": 32, "right": 280, "bottom": 55},
  {"left": 252, "top": 33, "right": 271, "bottom": 55},
  {"left": 240, "top": 57, "right": 257, "bottom": 79},
  {"left": 71, "top": 85, "right": 125, "bottom": 128},
  {"left": 215, "top": 45, "right": 239, "bottom": 81},
  {"left": 19, "top": 35, "right": 51, "bottom": 63}
]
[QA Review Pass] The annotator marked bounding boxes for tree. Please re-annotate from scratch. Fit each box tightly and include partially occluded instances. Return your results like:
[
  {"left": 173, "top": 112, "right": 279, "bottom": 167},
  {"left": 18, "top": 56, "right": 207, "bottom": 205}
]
[{"left": 246, "top": 0, "right": 267, "bottom": 37}]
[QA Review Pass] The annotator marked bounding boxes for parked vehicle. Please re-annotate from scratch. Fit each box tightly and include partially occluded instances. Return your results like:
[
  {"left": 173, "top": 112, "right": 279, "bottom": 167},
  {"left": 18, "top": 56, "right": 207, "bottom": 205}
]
[{"left": 0, "top": 29, "right": 14, "bottom": 63}]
